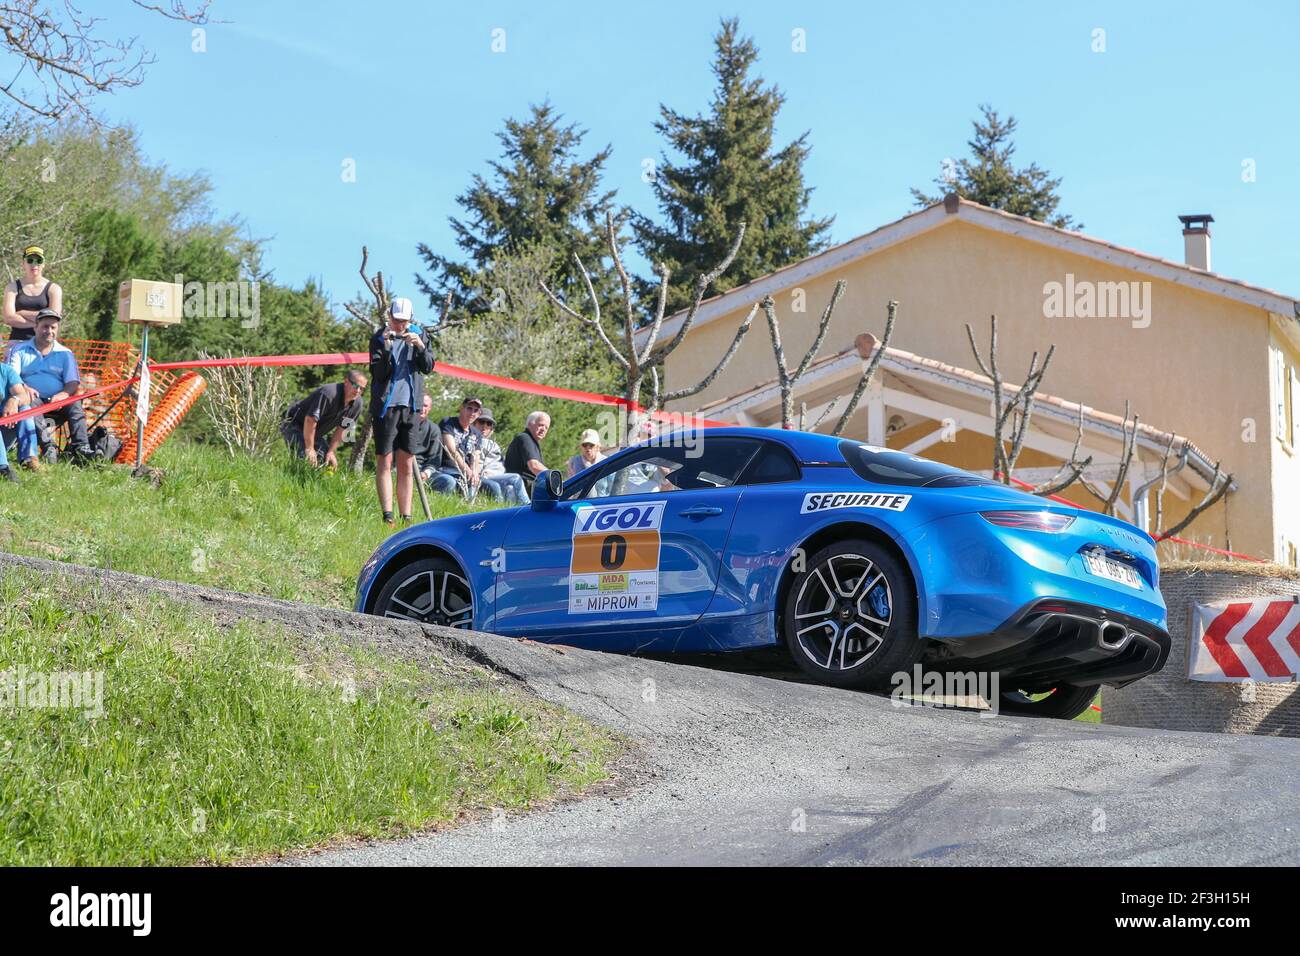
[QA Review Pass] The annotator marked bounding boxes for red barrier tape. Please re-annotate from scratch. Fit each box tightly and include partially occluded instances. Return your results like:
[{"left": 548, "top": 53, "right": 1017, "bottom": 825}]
[
  {"left": 0, "top": 350, "right": 731, "bottom": 429},
  {"left": 0, "top": 377, "right": 138, "bottom": 429},
  {"left": 1157, "top": 535, "right": 1265, "bottom": 563}
]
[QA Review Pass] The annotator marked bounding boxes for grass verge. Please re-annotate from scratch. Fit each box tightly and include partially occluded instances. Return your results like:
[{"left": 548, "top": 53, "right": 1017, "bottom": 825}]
[
  {"left": 0, "top": 440, "right": 487, "bottom": 608},
  {"left": 0, "top": 568, "right": 618, "bottom": 865}
]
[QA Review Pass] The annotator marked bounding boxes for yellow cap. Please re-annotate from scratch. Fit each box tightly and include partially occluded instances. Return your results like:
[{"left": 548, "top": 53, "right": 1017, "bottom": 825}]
[{"left": 22, "top": 245, "right": 44, "bottom": 259}]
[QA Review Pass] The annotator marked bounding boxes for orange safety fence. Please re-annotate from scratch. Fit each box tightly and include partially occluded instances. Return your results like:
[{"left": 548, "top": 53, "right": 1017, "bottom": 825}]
[
  {"left": 116, "top": 372, "right": 206, "bottom": 465},
  {"left": 56, "top": 339, "right": 206, "bottom": 466}
]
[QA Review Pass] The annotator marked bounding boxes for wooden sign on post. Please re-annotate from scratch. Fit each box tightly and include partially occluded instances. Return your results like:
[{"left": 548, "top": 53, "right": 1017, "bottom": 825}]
[
  {"left": 117, "top": 279, "right": 184, "bottom": 472},
  {"left": 118, "top": 279, "right": 184, "bottom": 326}
]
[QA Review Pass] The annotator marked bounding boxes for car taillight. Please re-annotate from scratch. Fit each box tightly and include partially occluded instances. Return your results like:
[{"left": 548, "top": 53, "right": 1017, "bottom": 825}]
[{"left": 981, "top": 510, "right": 1076, "bottom": 532}]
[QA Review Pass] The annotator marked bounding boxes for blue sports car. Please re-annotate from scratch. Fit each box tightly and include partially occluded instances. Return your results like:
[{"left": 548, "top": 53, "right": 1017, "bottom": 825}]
[{"left": 356, "top": 427, "right": 1170, "bottom": 719}]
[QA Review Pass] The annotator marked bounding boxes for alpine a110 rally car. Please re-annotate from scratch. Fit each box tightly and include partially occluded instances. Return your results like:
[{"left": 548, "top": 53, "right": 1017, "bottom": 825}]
[{"left": 356, "top": 426, "right": 1171, "bottom": 719}]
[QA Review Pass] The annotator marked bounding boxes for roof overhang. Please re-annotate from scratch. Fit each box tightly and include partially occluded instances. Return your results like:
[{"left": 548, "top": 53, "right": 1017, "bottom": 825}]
[
  {"left": 635, "top": 199, "right": 1300, "bottom": 350},
  {"left": 696, "top": 343, "right": 1232, "bottom": 495}
]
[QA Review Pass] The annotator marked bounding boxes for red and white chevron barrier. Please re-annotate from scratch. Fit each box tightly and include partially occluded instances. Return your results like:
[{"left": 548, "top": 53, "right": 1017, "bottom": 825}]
[{"left": 1188, "top": 597, "right": 1300, "bottom": 681}]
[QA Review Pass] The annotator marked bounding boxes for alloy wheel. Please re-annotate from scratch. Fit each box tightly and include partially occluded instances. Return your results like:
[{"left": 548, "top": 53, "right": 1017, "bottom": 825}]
[
  {"left": 383, "top": 569, "right": 473, "bottom": 628},
  {"left": 792, "top": 552, "right": 893, "bottom": 671}
]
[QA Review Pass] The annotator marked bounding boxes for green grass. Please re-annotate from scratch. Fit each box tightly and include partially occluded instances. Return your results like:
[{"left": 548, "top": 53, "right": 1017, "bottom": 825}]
[
  {"left": 0, "top": 569, "right": 618, "bottom": 865},
  {"left": 1077, "top": 690, "right": 1102, "bottom": 723},
  {"left": 0, "top": 440, "right": 490, "bottom": 608}
]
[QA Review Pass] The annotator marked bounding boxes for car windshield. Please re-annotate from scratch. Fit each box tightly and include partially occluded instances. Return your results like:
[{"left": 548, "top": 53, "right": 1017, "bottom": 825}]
[{"left": 837, "top": 440, "right": 996, "bottom": 488}]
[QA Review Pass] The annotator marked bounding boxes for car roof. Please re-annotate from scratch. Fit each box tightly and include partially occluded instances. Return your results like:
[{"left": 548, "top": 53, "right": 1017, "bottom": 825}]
[{"left": 647, "top": 425, "right": 846, "bottom": 463}]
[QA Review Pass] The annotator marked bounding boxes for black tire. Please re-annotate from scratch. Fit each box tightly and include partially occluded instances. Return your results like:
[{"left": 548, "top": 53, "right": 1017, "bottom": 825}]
[
  {"left": 370, "top": 556, "right": 474, "bottom": 629},
  {"left": 782, "top": 538, "right": 923, "bottom": 690},
  {"left": 997, "top": 684, "right": 1098, "bottom": 720}
]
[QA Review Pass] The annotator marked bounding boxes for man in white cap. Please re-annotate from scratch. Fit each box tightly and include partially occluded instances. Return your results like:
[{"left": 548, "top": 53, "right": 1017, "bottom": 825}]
[
  {"left": 367, "top": 296, "right": 434, "bottom": 524},
  {"left": 566, "top": 427, "right": 611, "bottom": 497},
  {"left": 565, "top": 428, "right": 606, "bottom": 478}
]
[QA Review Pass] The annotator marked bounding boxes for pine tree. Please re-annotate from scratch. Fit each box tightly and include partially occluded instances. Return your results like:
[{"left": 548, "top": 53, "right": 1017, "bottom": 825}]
[
  {"left": 415, "top": 101, "right": 623, "bottom": 315},
  {"left": 634, "top": 17, "right": 833, "bottom": 313},
  {"left": 912, "top": 105, "right": 1080, "bottom": 229}
]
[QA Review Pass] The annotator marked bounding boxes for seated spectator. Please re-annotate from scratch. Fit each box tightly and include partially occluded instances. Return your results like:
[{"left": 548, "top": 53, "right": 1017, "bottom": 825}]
[
  {"left": 409, "top": 394, "right": 457, "bottom": 495},
  {"left": 437, "top": 396, "right": 485, "bottom": 497},
  {"left": 7, "top": 309, "right": 91, "bottom": 467},
  {"left": 504, "top": 410, "right": 550, "bottom": 492},
  {"left": 280, "top": 370, "right": 367, "bottom": 468},
  {"left": 566, "top": 428, "right": 611, "bottom": 496},
  {"left": 0, "top": 358, "right": 35, "bottom": 482},
  {"left": 473, "top": 408, "right": 526, "bottom": 505},
  {"left": 566, "top": 428, "right": 607, "bottom": 478}
]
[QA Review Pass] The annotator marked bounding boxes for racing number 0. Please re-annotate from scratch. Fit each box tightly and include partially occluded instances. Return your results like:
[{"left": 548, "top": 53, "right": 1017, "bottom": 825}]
[{"left": 600, "top": 534, "right": 627, "bottom": 571}]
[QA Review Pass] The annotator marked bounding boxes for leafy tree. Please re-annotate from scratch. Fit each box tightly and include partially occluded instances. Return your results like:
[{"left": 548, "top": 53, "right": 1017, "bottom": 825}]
[
  {"left": 634, "top": 17, "right": 832, "bottom": 313},
  {"left": 912, "top": 105, "right": 1080, "bottom": 229},
  {"left": 415, "top": 102, "right": 623, "bottom": 316},
  {"left": 73, "top": 207, "right": 163, "bottom": 341}
]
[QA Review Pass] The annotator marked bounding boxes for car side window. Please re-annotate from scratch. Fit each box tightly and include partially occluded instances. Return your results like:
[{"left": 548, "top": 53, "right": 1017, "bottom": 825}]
[
  {"left": 568, "top": 437, "right": 764, "bottom": 499},
  {"left": 739, "top": 442, "right": 801, "bottom": 484},
  {"left": 577, "top": 446, "right": 688, "bottom": 499}
]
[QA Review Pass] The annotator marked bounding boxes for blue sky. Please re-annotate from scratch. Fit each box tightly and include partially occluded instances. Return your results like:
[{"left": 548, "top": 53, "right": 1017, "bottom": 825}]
[{"left": 98, "top": 0, "right": 1300, "bottom": 312}]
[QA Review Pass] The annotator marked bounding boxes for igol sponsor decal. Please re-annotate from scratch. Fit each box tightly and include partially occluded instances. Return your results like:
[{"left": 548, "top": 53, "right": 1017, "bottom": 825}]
[{"left": 801, "top": 491, "right": 911, "bottom": 514}]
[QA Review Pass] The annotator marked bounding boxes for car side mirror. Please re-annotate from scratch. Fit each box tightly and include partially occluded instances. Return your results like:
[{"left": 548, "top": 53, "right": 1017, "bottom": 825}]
[{"left": 531, "top": 469, "right": 564, "bottom": 509}]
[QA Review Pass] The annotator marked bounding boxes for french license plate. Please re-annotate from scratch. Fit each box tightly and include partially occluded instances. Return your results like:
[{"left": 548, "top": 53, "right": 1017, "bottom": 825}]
[{"left": 1083, "top": 551, "right": 1142, "bottom": 589}]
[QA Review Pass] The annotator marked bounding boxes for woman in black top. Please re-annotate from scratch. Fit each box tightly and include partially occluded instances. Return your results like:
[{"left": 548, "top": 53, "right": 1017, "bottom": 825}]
[{"left": 4, "top": 245, "right": 63, "bottom": 342}]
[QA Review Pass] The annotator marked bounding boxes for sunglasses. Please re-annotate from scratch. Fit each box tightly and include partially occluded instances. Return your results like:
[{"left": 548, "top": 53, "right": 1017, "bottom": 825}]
[{"left": 24, "top": 256, "right": 43, "bottom": 265}]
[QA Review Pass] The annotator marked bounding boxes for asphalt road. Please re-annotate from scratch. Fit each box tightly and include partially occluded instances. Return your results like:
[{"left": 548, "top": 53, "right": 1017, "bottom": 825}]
[
  {"left": 299, "top": 624, "right": 1299, "bottom": 866},
  {"left": 4, "top": 553, "right": 1296, "bottom": 866}
]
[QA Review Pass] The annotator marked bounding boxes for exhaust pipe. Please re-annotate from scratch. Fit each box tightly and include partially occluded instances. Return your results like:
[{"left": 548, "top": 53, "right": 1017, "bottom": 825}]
[{"left": 1100, "top": 622, "right": 1129, "bottom": 649}]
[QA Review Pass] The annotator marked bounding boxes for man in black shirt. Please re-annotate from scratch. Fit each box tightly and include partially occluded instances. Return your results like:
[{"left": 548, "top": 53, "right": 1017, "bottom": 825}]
[
  {"left": 280, "top": 370, "right": 367, "bottom": 467},
  {"left": 504, "top": 410, "right": 551, "bottom": 492}
]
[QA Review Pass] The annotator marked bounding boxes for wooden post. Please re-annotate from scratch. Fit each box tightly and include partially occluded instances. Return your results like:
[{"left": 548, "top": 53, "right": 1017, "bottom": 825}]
[
  {"left": 412, "top": 455, "right": 432, "bottom": 521},
  {"left": 135, "top": 324, "right": 150, "bottom": 471}
]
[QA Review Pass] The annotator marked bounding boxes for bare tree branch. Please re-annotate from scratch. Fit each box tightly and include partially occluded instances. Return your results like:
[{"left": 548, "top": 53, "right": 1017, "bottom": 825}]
[
  {"left": 1153, "top": 434, "right": 1180, "bottom": 532},
  {"left": 661, "top": 300, "right": 759, "bottom": 403},
  {"left": 0, "top": 1, "right": 212, "bottom": 123},
  {"left": 762, "top": 280, "right": 848, "bottom": 429},
  {"left": 810, "top": 397, "right": 840, "bottom": 431},
  {"left": 348, "top": 245, "right": 395, "bottom": 474},
  {"left": 645, "top": 221, "right": 747, "bottom": 368},
  {"left": 541, "top": 221, "right": 749, "bottom": 441},
  {"left": 1158, "top": 461, "right": 1233, "bottom": 540},
  {"left": 1031, "top": 404, "right": 1093, "bottom": 496},
  {"left": 967, "top": 315, "right": 1059, "bottom": 483},
  {"left": 540, "top": 259, "right": 630, "bottom": 369},
  {"left": 832, "top": 300, "right": 898, "bottom": 437}
]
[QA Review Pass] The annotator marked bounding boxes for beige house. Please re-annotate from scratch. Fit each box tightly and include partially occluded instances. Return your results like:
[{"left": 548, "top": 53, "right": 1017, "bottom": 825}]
[{"left": 639, "top": 197, "right": 1300, "bottom": 564}]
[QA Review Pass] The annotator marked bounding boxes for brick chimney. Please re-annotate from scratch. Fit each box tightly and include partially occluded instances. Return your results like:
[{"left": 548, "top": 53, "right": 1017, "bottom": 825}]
[{"left": 1179, "top": 214, "right": 1214, "bottom": 271}]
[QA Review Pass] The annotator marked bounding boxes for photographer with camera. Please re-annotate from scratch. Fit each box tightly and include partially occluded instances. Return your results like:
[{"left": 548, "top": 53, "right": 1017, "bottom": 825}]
[{"left": 368, "top": 297, "right": 434, "bottom": 525}]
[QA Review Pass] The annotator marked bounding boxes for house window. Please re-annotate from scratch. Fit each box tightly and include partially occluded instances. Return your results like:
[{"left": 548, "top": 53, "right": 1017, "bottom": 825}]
[{"left": 1274, "top": 347, "right": 1299, "bottom": 447}]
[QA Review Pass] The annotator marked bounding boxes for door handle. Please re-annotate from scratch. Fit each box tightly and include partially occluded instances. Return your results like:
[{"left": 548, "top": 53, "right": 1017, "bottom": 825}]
[{"left": 679, "top": 505, "right": 724, "bottom": 519}]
